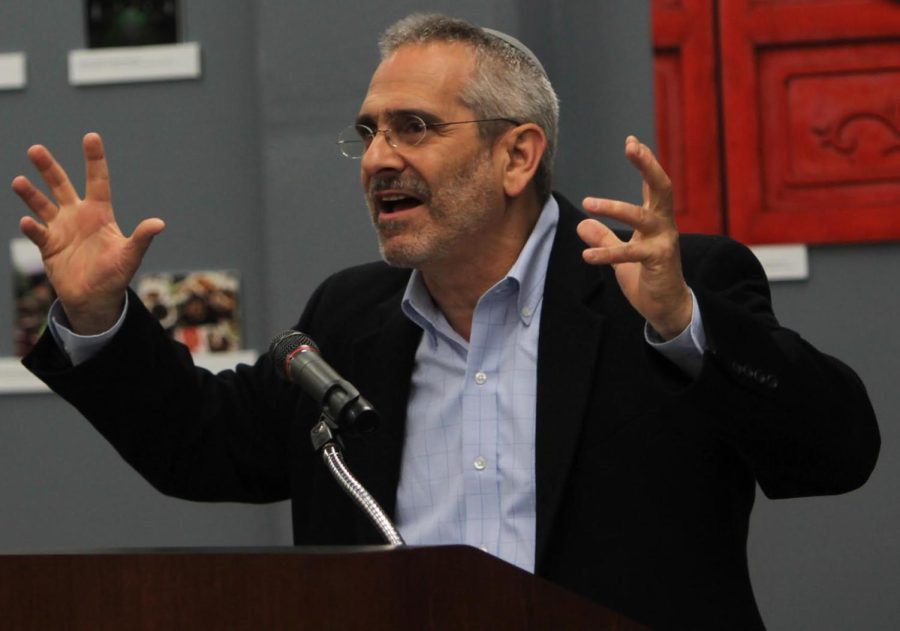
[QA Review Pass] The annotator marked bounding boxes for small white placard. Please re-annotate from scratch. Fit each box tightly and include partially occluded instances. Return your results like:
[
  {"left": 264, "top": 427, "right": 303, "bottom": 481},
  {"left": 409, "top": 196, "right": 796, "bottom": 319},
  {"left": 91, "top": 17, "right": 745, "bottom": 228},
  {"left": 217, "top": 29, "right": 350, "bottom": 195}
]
[
  {"left": 0, "top": 52, "right": 27, "bottom": 90},
  {"left": 68, "top": 42, "right": 201, "bottom": 86},
  {"left": 749, "top": 244, "right": 809, "bottom": 281},
  {"left": 0, "top": 349, "right": 257, "bottom": 395}
]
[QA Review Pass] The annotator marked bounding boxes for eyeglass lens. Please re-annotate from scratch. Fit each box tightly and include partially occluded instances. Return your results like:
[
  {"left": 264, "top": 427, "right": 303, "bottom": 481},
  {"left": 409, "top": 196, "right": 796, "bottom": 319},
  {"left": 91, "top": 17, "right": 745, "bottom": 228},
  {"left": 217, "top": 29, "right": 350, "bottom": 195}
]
[{"left": 337, "top": 115, "right": 430, "bottom": 159}]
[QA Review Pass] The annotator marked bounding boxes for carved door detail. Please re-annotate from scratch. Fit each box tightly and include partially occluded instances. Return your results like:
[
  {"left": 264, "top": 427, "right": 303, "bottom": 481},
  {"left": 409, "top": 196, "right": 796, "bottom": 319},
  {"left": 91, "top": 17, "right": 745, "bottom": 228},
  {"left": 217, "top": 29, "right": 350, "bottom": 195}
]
[
  {"left": 652, "top": 0, "right": 724, "bottom": 234},
  {"left": 653, "top": 0, "right": 900, "bottom": 244}
]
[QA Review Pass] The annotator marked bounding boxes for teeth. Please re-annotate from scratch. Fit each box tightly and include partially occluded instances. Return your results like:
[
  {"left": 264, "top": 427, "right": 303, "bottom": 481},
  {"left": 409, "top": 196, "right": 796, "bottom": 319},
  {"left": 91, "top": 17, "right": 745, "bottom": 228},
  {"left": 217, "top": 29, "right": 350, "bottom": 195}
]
[{"left": 382, "top": 194, "right": 407, "bottom": 201}]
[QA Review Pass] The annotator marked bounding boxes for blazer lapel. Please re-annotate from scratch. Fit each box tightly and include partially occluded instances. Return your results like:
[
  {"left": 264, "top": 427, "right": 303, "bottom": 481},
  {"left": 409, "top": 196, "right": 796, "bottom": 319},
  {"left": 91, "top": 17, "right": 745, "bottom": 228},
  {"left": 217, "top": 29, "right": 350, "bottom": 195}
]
[
  {"left": 344, "top": 294, "right": 422, "bottom": 539},
  {"left": 534, "top": 196, "right": 607, "bottom": 569}
]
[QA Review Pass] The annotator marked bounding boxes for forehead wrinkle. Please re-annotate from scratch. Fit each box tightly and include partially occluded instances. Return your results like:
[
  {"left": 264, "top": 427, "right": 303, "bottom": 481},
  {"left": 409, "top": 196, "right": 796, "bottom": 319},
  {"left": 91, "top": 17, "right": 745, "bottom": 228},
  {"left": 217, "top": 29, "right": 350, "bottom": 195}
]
[{"left": 358, "top": 43, "right": 475, "bottom": 123}]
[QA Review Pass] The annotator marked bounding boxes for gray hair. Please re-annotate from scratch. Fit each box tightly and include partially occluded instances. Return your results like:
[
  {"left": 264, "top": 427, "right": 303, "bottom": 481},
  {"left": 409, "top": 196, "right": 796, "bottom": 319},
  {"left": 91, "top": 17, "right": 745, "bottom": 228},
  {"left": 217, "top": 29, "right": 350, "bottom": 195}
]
[{"left": 379, "top": 13, "right": 560, "bottom": 204}]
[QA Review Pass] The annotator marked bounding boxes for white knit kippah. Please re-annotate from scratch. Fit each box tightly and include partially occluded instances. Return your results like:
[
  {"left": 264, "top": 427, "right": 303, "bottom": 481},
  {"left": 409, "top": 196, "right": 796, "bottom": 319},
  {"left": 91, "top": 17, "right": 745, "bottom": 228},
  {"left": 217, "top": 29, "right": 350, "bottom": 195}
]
[{"left": 481, "top": 27, "right": 547, "bottom": 77}]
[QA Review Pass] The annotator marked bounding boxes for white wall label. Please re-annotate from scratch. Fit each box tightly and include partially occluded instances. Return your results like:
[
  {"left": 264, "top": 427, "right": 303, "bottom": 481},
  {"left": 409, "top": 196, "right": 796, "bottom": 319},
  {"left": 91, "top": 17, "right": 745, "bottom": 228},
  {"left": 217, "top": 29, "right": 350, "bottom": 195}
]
[
  {"left": 68, "top": 42, "right": 201, "bottom": 86},
  {"left": 0, "top": 52, "right": 27, "bottom": 90},
  {"left": 749, "top": 244, "right": 810, "bottom": 282}
]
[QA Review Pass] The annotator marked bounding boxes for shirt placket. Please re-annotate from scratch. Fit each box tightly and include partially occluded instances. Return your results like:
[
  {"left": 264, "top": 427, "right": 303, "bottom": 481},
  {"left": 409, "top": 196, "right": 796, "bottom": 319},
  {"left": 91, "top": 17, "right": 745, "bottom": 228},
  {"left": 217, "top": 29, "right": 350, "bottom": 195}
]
[{"left": 461, "top": 288, "right": 507, "bottom": 555}]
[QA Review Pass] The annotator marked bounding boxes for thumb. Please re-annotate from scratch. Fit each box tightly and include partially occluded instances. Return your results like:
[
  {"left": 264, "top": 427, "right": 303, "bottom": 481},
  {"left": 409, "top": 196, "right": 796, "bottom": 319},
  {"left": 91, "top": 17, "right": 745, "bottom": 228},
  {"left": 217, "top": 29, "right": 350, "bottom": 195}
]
[{"left": 128, "top": 218, "right": 166, "bottom": 259}]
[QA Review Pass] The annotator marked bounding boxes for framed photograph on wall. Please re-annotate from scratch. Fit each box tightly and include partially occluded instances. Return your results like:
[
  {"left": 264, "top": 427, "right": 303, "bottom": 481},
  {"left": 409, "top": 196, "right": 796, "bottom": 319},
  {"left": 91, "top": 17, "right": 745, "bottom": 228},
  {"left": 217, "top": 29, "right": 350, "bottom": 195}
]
[
  {"left": 136, "top": 270, "right": 241, "bottom": 354},
  {"left": 10, "top": 238, "right": 55, "bottom": 358},
  {"left": 85, "top": 0, "right": 179, "bottom": 48}
]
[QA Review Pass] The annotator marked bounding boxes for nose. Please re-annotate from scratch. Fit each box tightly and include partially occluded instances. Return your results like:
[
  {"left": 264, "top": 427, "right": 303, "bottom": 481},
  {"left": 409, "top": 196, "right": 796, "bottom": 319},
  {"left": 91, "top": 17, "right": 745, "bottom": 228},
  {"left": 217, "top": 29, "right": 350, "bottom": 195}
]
[{"left": 361, "top": 128, "right": 405, "bottom": 177}]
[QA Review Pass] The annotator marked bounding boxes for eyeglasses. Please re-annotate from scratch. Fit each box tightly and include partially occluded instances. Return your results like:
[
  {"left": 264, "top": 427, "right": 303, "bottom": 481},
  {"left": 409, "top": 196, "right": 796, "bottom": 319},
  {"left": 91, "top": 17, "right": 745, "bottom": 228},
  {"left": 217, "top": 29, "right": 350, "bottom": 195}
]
[{"left": 336, "top": 114, "right": 520, "bottom": 159}]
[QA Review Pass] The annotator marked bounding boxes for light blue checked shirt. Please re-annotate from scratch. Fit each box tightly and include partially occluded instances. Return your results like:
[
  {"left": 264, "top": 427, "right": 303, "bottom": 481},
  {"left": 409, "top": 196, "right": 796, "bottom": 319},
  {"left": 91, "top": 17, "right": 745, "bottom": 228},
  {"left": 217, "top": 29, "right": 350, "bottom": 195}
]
[
  {"left": 396, "top": 199, "right": 560, "bottom": 573},
  {"left": 396, "top": 200, "right": 558, "bottom": 572}
]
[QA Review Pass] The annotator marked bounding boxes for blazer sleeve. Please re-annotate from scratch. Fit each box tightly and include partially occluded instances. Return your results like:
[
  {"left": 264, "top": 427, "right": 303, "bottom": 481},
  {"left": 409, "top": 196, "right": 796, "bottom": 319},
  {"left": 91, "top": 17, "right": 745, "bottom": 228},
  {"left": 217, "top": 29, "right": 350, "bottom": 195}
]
[
  {"left": 680, "top": 235, "right": 880, "bottom": 499},
  {"left": 22, "top": 288, "right": 303, "bottom": 504}
]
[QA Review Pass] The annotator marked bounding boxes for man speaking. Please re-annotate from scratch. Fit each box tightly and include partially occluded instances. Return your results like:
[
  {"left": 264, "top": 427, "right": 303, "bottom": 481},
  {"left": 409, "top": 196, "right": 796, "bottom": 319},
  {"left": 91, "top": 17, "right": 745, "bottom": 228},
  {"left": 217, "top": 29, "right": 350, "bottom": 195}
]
[{"left": 12, "top": 13, "right": 879, "bottom": 630}]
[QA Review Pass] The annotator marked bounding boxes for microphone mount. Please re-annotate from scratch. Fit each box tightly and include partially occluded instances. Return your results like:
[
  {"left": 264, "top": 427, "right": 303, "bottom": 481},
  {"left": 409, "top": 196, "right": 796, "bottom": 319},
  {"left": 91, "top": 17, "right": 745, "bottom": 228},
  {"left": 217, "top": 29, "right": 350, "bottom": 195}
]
[{"left": 269, "top": 330, "right": 404, "bottom": 546}]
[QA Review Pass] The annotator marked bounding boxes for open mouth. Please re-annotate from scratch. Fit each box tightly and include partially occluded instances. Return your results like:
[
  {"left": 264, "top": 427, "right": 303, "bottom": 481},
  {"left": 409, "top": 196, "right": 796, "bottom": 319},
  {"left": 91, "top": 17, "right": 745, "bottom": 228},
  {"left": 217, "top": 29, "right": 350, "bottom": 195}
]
[{"left": 378, "top": 193, "right": 424, "bottom": 214}]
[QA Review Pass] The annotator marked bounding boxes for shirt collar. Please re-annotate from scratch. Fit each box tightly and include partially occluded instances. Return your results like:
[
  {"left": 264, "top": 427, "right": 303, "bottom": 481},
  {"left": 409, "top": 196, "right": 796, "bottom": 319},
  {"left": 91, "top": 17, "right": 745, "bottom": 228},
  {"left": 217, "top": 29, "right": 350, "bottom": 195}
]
[
  {"left": 401, "top": 196, "right": 560, "bottom": 346},
  {"left": 506, "top": 195, "right": 558, "bottom": 326}
]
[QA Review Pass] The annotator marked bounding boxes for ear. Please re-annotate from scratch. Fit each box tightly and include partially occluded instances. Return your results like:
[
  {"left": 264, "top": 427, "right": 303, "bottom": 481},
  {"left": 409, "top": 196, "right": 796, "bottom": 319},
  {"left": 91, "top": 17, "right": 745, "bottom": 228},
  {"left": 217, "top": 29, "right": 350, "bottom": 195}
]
[{"left": 499, "top": 124, "right": 546, "bottom": 199}]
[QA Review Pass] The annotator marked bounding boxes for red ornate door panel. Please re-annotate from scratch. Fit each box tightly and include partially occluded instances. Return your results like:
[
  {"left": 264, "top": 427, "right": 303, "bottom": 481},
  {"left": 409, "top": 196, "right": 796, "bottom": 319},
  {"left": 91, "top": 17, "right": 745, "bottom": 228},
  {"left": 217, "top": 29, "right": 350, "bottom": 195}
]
[
  {"left": 652, "top": 0, "right": 724, "bottom": 233},
  {"left": 721, "top": 0, "right": 900, "bottom": 244},
  {"left": 653, "top": 0, "right": 900, "bottom": 244}
]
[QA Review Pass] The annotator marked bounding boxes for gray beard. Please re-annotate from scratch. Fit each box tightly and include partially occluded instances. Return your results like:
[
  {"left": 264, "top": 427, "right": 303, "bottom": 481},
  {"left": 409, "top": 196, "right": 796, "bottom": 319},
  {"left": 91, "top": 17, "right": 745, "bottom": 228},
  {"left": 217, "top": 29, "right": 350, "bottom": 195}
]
[{"left": 366, "top": 146, "right": 498, "bottom": 269}]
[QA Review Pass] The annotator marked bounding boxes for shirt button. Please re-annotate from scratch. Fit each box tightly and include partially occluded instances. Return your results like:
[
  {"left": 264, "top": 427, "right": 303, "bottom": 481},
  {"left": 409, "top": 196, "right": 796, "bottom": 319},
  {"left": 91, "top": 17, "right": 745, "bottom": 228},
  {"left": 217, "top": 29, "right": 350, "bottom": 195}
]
[
  {"left": 474, "top": 371, "right": 487, "bottom": 385},
  {"left": 473, "top": 456, "right": 487, "bottom": 470},
  {"left": 479, "top": 545, "right": 488, "bottom": 553},
  {"left": 521, "top": 305, "right": 533, "bottom": 318}
]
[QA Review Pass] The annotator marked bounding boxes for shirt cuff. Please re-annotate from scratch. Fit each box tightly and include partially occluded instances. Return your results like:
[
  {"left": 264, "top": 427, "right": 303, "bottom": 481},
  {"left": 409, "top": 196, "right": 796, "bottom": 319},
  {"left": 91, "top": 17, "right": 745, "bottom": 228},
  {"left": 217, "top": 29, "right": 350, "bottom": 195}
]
[
  {"left": 644, "top": 288, "right": 707, "bottom": 378},
  {"left": 48, "top": 294, "right": 129, "bottom": 367}
]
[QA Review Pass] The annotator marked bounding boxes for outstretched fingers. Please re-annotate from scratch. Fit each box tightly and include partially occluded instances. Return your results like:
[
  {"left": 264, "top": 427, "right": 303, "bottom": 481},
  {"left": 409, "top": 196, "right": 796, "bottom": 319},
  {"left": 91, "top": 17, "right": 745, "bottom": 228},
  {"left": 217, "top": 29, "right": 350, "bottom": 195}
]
[
  {"left": 83, "top": 132, "right": 112, "bottom": 203},
  {"left": 19, "top": 216, "right": 50, "bottom": 249},
  {"left": 578, "top": 136, "right": 691, "bottom": 336},
  {"left": 624, "top": 135, "right": 671, "bottom": 202},
  {"left": 577, "top": 216, "right": 618, "bottom": 248},
  {"left": 578, "top": 218, "right": 655, "bottom": 267},
  {"left": 583, "top": 197, "right": 652, "bottom": 233},
  {"left": 26, "top": 144, "right": 79, "bottom": 207},
  {"left": 11, "top": 175, "right": 59, "bottom": 223},
  {"left": 582, "top": 135, "right": 675, "bottom": 237}
]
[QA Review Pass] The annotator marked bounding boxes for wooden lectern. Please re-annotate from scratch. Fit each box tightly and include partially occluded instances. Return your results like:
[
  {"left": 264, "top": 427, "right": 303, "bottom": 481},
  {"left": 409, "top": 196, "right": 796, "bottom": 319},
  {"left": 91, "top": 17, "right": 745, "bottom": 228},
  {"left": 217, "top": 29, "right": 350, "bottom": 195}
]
[{"left": 0, "top": 545, "right": 648, "bottom": 629}]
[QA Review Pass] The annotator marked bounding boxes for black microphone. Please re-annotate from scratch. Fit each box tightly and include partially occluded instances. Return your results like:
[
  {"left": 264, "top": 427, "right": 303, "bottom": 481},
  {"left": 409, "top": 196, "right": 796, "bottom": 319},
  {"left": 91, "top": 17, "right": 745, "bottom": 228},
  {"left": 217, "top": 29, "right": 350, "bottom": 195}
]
[{"left": 269, "top": 330, "right": 379, "bottom": 435}]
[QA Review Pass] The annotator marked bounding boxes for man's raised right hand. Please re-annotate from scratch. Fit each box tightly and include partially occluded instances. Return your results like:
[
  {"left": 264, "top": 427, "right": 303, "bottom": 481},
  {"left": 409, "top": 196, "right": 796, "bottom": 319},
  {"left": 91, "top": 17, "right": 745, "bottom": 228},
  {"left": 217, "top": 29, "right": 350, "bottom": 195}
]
[{"left": 11, "top": 132, "right": 165, "bottom": 335}]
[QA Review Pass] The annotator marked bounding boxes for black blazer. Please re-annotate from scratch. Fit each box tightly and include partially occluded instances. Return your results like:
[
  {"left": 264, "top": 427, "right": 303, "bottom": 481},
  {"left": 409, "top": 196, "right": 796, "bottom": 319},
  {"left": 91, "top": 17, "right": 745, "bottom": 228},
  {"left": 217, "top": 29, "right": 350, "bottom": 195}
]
[{"left": 26, "top": 194, "right": 879, "bottom": 630}]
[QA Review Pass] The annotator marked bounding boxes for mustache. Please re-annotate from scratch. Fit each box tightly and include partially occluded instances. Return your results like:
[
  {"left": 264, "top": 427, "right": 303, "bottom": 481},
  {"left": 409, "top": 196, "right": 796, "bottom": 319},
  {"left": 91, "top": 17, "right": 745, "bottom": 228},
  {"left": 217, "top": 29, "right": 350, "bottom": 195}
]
[{"left": 368, "top": 174, "right": 431, "bottom": 201}]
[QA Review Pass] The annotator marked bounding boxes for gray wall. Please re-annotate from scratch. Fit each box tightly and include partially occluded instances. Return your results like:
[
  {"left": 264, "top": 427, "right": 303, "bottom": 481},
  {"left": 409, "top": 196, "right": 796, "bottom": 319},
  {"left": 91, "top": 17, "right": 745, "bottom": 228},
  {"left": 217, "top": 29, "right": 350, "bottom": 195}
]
[
  {"left": 1, "top": 2, "right": 897, "bottom": 629},
  {"left": 0, "top": 0, "right": 291, "bottom": 549},
  {"left": 749, "top": 243, "right": 900, "bottom": 629}
]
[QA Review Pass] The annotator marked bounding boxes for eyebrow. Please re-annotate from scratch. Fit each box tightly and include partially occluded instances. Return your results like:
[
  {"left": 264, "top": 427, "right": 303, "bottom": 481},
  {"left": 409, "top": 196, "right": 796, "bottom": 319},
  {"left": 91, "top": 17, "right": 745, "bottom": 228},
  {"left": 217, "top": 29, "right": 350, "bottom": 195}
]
[{"left": 355, "top": 108, "right": 443, "bottom": 128}]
